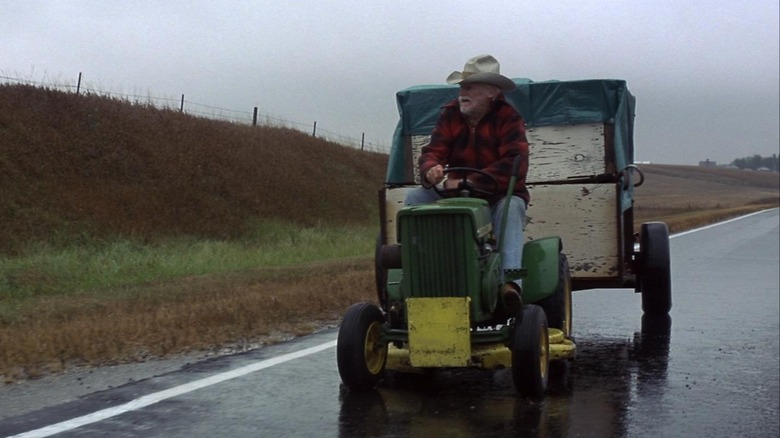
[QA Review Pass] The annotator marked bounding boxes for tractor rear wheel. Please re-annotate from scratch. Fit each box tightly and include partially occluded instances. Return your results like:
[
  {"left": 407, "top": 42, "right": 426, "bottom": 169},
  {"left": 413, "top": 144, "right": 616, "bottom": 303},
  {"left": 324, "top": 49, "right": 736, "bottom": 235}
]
[
  {"left": 538, "top": 254, "right": 572, "bottom": 338},
  {"left": 512, "top": 305, "right": 550, "bottom": 398},
  {"left": 337, "top": 302, "right": 388, "bottom": 391}
]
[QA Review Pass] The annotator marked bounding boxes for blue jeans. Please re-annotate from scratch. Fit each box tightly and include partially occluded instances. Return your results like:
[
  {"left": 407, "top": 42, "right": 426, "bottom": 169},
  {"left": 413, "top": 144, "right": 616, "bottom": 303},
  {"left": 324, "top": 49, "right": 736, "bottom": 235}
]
[{"left": 404, "top": 187, "right": 526, "bottom": 285}]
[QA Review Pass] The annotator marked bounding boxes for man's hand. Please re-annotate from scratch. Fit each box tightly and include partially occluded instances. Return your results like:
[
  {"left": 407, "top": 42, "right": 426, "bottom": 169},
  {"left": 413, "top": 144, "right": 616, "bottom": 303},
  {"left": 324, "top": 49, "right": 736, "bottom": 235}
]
[
  {"left": 444, "top": 177, "right": 462, "bottom": 190},
  {"left": 425, "top": 165, "right": 445, "bottom": 185}
]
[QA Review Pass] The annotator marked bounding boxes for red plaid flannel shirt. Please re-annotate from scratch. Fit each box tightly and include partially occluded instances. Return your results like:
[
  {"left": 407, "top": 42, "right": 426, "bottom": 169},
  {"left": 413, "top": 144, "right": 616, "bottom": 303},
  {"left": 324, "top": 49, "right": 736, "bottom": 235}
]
[{"left": 418, "top": 95, "right": 530, "bottom": 205}]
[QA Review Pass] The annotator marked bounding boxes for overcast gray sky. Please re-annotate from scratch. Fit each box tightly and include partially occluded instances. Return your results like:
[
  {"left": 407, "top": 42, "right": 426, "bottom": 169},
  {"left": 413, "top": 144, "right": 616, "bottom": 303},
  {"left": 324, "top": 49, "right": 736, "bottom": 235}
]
[{"left": 3, "top": 0, "right": 778, "bottom": 165}]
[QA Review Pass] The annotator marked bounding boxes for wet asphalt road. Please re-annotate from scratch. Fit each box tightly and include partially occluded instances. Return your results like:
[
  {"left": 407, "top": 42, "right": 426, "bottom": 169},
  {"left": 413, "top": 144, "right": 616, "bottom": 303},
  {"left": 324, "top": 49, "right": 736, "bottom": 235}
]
[{"left": 1, "top": 209, "right": 778, "bottom": 437}]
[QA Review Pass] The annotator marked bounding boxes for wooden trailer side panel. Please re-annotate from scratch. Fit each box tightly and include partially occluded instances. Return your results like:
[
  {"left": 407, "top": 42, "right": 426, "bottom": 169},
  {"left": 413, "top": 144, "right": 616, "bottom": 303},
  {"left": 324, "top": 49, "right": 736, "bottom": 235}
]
[
  {"left": 525, "top": 123, "right": 622, "bottom": 279},
  {"left": 380, "top": 186, "right": 416, "bottom": 245},
  {"left": 525, "top": 184, "right": 620, "bottom": 278},
  {"left": 526, "top": 123, "right": 612, "bottom": 182}
]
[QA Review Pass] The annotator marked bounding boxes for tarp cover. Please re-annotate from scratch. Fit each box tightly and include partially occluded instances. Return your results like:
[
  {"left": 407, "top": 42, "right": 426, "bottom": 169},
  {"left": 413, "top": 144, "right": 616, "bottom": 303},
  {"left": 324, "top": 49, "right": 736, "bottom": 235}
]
[{"left": 387, "top": 78, "right": 636, "bottom": 185}]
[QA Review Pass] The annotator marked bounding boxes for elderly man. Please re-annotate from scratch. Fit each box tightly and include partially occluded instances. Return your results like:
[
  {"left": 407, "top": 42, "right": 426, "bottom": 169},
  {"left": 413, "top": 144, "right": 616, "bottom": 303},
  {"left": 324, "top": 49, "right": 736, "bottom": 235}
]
[{"left": 404, "top": 54, "right": 529, "bottom": 315}]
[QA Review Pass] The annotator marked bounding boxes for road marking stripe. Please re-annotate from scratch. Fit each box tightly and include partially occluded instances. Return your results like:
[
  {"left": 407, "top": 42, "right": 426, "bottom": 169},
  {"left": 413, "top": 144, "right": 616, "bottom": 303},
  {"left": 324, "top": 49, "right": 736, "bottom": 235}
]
[
  {"left": 8, "top": 340, "right": 337, "bottom": 438},
  {"left": 670, "top": 208, "right": 777, "bottom": 238}
]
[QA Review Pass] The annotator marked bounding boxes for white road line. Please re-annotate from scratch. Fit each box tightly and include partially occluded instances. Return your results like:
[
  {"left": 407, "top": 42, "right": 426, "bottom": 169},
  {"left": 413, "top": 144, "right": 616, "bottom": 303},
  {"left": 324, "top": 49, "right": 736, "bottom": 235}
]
[
  {"left": 670, "top": 208, "right": 777, "bottom": 238},
  {"left": 8, "top": 339, "right": 337, "bottom": 438}
]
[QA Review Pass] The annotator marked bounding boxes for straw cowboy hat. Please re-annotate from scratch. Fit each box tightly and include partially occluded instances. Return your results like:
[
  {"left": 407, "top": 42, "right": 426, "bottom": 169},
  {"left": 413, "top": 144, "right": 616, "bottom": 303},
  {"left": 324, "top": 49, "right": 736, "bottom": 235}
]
[{"left": 446, "top": 54, "right": 516, "bottom": 91}]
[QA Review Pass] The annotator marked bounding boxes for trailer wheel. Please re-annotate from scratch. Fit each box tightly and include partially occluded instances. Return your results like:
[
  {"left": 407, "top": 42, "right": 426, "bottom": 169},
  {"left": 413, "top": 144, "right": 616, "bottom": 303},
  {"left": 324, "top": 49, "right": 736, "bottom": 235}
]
[
  {"left": 337, "top": 303, "right": 388, "bottom": 391},
  {"left": 538, "top": 254, "right": 572, "bottom": 338},
  {"left": 512, "top": 305, "right": 549, "bottom": 398},
  {"left": 639, "top": 222, "right": 672, "bottom": 315}
]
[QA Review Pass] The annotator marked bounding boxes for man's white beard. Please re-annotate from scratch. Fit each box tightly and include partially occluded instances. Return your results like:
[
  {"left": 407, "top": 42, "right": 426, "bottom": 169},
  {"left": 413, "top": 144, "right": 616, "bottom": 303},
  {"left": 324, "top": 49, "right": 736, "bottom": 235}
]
[{"left": 459, "top": 98, "right": 487, "bottom": 118}]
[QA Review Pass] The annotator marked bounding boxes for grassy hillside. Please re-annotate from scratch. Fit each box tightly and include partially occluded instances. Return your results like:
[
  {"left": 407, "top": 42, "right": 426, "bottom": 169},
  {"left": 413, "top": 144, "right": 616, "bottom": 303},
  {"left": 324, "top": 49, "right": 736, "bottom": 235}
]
[{"left": 0, "top": 84, "right": 388, "bottom": 254}]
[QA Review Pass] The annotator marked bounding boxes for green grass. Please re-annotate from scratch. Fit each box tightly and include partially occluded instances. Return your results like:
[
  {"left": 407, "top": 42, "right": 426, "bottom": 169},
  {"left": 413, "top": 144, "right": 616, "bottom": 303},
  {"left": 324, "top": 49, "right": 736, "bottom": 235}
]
[{"left": 0, "top": 220, "right": 376, "bottom": 302}]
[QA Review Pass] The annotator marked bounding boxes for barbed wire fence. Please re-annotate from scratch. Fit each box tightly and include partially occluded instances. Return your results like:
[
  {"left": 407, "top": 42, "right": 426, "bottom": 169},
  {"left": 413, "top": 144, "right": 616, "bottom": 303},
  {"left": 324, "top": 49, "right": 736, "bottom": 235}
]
[{"left": 0, "top": 73, "right": 390, "bottom": 154}]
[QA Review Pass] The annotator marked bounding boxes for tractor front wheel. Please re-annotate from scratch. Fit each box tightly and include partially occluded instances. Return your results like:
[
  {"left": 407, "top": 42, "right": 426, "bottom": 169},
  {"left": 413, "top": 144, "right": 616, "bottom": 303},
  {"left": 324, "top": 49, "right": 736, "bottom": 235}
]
[
  {"left": 337, "top": 302, "right": 388, "bottom": 391},
  {"left": 511, "top": 305, "right": 550, "bottom": 398}
]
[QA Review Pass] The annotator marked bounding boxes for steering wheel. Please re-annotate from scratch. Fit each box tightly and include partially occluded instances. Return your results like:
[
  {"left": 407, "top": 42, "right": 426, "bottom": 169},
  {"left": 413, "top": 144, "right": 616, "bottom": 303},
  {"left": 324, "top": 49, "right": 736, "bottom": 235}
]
[{"left": 433, "top": 167, "right": 499, "bottom": 199}]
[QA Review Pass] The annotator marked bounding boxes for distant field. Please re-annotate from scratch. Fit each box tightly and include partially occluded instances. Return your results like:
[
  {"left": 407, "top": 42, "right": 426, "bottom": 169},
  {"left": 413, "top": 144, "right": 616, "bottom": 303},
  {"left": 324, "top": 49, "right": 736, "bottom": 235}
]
[
  {"left": 0, "top": 84, "right": 778, "bottom": 381},
  {"left": 633, "top": 164, "right": 778, "bottom": 232}
]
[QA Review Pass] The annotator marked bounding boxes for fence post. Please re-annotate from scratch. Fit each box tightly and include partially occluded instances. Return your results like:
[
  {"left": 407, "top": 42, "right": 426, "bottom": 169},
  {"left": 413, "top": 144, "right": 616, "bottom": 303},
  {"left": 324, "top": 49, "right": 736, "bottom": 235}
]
[
  {"left": 253, "top": 107, "right": 258, "bottom": 126},
  {"left": 180, "top": 95, "right": 185, "bottom": 112},
  {"left": 312, "top": 121, "right": 317, "bottom": 137},
  {"left": 361, "top": 133, "right": 365, "bottom": 151},
  {"left": 76, "top": 72, "right": 82, "bottom": 94}
]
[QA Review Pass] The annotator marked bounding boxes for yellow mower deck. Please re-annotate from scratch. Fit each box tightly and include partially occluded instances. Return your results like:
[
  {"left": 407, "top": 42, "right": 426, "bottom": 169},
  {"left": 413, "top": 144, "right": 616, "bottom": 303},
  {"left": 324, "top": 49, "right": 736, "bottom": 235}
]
[
  {"left": 386, "top": 296, "right": 575, "bottom": 373},
  {"left": 386, "top": 328, "right": 575, "bottom": 372}
]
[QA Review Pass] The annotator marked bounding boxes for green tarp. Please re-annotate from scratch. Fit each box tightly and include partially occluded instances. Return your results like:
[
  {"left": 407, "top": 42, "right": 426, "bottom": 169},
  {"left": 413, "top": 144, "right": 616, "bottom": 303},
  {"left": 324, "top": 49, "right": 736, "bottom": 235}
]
[{"left": 387, "top": 78, "right": 636, "bottom": 185}]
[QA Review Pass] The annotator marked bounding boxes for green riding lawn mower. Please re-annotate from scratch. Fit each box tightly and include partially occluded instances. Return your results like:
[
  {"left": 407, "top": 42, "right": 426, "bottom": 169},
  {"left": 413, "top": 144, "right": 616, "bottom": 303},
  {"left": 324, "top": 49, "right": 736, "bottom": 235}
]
[{"left": 337, "top": 78, "right": 672, "bottom": 398}]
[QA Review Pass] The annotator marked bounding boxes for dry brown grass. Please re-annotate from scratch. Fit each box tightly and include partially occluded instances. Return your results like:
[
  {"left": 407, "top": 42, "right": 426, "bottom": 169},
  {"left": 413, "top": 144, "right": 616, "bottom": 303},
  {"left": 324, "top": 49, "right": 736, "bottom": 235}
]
[
  {"left": 1, "top": 258, "right": 375, "bottom": 381},
  {"left": 0, "top": 84, "right": 778, "bottom": 382}
]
